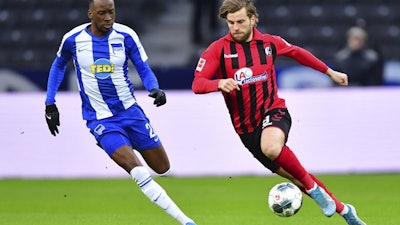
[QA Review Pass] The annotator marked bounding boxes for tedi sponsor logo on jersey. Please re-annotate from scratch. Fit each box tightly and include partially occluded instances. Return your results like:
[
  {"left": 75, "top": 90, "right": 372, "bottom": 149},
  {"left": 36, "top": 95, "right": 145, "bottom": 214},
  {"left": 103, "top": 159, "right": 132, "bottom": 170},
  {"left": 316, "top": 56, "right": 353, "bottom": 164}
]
[
  {"left": 90, "top": 58, "right": 115, "bottom": 79},
  {"left": 234, "top": 67, "right": 268, "bottom": 85}
]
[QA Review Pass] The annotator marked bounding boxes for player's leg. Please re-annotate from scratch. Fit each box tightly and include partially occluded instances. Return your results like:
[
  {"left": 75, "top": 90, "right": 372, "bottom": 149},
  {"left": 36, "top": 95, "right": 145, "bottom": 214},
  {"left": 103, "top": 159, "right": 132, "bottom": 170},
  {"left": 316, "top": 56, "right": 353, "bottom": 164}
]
[
  {"left": 308, "top": 174, "right": 367, "bottom": 225},
  {"left": 305, "top": 174, "right": 344, "bottom": 212},
  {"left": 123, "top": 105, "right": 196, "bottom": 225},
  {"left": 276, "top": 169, "right": 344, "bottom": 211},
  {"left": 260, "top": 108, "right": 335, "bottom": 217},
  {"left": 239, "top": 113, "right": 326, "bottom": 190},
  {"left": 99, "top": 132, "right": 196, "bottom": 225},
  {"left": 275, "top": 168, "right": 303, "bottom": 187},
  {"left": 262, "top": 130, "right": 335, "bottom": 217},
  {"left": 274, "top": 161, "right": 366, "bottom": 224},
  {"left": 130, "top": 156, "right": 195, "bottom": 225},
  {"left": 139, "top": 144, "right": 170, "bottom": 175},
  {"left": 135, "top": 148, "right": 196, "bottom": 225}
]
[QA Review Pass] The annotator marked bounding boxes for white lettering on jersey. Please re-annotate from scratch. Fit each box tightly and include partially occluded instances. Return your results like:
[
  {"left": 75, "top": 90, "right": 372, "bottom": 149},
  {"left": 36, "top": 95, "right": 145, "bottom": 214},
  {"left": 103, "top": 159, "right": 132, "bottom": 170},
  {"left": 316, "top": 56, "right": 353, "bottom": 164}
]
[{"left": 224, "top": 53, "right": 238, "bottom": 58}]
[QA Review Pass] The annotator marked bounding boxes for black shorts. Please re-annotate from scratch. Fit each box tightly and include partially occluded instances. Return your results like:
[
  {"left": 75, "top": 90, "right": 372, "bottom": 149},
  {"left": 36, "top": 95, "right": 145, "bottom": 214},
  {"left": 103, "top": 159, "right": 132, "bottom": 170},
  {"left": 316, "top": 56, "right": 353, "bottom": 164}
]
[{"left": 239, "top": 108, "right": 292, "bottom": 173}]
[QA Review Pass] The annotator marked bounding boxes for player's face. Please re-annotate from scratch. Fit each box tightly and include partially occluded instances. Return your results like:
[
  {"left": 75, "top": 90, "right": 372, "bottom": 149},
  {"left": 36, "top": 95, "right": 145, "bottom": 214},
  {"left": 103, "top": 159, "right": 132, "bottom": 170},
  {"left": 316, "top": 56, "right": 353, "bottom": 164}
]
[
  {"left": 88, "top": 0, "right": 115, "bottom": 37},
  {"left": 226, "top": 7, "right": 255, "bottom": 43}
]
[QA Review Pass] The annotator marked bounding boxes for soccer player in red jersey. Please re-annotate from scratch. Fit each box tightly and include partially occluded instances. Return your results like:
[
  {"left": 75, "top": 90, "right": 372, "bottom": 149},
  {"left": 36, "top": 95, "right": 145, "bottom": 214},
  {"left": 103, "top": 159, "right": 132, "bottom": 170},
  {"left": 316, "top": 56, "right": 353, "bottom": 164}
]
[{"left": 192, "top": 1, "right": 366, "bottom": 224}]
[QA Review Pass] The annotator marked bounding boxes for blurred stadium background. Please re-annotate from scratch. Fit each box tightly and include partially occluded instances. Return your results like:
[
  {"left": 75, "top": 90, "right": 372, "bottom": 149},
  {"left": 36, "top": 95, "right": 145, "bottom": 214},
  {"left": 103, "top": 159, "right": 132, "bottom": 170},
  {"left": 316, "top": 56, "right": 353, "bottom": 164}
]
[{"left": 0, "top": 0, "right": 399, "bottom": 92}]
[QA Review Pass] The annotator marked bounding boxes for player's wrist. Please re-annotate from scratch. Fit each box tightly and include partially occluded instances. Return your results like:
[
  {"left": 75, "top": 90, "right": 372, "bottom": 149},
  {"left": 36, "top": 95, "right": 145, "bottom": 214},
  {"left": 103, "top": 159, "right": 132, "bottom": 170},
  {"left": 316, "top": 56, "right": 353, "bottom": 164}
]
[{"left": 45, "top": 104, "right": 58, "bottom": 113}]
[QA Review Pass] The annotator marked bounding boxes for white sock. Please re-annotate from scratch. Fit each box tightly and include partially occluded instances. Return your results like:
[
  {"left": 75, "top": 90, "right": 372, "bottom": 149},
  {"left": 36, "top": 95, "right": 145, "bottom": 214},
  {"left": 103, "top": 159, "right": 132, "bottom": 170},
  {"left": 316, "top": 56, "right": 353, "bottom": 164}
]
[
  {"left": 130, "top": 166, "right": 194, "bottom": 225},
  {"left": 340, "top": 204, "right": 349, "bottom": 215},
  {"left": 305, "top": 182, "right": 318, "bottom": 193}
]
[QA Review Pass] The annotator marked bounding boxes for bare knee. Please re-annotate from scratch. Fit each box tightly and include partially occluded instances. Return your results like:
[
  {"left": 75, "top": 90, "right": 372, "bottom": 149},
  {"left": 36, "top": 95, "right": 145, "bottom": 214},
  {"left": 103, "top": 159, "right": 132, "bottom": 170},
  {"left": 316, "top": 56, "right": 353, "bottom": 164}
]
[
  {"left": 260, "top": 127, "right": 286, "bottom": 160},
  {"left": 260, "top": 142, "right": 282, "bottom": 160}
]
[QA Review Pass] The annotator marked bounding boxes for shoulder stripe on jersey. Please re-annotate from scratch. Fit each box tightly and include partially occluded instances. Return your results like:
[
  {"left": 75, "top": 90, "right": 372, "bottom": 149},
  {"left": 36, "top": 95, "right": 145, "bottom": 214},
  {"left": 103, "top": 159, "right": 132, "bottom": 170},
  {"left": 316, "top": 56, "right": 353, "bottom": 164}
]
[
  {"left": 229, "top": 41, "right": 239, "bottom": 69},
  {"left": 256, "top": 40, "right": 267, "bottom": 65},
  {"left": 241, "top": 42, "right": 253, "bottom": 67}
]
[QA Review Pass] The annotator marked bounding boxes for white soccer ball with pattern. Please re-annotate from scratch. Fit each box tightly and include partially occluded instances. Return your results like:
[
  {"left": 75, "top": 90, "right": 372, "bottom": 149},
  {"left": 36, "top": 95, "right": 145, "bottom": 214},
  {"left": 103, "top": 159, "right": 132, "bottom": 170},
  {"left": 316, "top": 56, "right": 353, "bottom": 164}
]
[{"left": 268, "top": 182, "right": 303, "bottom": 217}]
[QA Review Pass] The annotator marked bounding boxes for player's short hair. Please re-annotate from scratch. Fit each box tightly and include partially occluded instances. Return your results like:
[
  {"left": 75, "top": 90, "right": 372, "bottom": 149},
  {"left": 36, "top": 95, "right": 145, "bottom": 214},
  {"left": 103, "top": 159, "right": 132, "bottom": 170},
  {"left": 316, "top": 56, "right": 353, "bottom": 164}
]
[{"left": 219, "top": 0, "right": 259, "bottom": 25}]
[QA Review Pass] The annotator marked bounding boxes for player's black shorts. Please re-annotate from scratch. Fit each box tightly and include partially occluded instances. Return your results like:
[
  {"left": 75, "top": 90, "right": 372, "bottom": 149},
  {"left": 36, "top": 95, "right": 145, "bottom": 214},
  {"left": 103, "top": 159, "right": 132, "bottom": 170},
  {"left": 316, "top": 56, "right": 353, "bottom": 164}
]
[{"left": 239, "top": 108, "right": 292, "bottom": 173}]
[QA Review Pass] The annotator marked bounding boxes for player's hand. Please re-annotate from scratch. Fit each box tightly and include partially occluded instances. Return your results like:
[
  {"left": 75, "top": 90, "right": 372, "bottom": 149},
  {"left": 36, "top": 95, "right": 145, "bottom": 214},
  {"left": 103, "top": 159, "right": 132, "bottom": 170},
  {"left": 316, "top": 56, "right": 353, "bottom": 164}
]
[
  {"left": 218, "top": 78, "right": 241, "bottom": 93},
  {"left": 45, "top": 104, "right": 60, "bottom": 136},
  {"left": 148, "top": 89, "right": 166, "bottom": 107},
  {"left": 326, "top": 68, "right": 348, "bottom": 86}
]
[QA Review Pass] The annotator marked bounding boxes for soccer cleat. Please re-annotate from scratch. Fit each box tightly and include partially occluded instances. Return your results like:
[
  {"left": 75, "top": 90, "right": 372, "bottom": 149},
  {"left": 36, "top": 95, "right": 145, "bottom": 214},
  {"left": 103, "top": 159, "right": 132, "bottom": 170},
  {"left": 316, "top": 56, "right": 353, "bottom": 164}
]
[
  {"left": 342, "top": 204, "right": 367, "bottom": 225},
  {"left": 309, "top": 186, "right": 336, "bottom": 217},
  {"left": 185, "top": 222, "right": 197, "bottom": 225}
]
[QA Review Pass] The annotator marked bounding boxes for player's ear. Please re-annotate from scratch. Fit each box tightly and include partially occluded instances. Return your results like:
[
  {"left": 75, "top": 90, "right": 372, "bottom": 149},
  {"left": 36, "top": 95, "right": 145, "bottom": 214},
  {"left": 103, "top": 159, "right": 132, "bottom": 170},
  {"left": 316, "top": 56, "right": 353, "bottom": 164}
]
[
  {"left": 250, "top": 15, "right": 256, "bottom": 26},
  {"left": 88, "top": 10, "right": 93, "bottom": 20}
]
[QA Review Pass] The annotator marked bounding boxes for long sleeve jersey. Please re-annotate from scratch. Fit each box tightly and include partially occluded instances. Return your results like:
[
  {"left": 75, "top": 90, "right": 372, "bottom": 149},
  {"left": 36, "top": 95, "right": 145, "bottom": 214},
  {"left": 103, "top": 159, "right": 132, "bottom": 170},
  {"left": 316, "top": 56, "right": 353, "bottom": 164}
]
[
  {"left": 192, "top": 28, "right": 329, "bottom": 134},
  {"left": 45, "top": 23, "right": 159, "bottom": 120}
]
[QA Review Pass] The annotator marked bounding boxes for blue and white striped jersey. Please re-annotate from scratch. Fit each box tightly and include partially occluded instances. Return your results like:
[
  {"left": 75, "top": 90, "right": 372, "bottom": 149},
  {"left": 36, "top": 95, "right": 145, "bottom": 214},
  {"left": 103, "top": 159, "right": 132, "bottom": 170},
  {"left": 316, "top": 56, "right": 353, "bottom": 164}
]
[{"left": 45, "top": 22, "right": 159, "bottom": 120}]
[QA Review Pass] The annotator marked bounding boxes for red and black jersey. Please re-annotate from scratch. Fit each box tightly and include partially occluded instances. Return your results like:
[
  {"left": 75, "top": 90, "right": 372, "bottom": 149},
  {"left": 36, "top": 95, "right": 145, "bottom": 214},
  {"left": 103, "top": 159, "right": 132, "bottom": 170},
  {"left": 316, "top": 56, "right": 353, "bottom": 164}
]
[{"left": 192, "top": 28, "right": 329, "bottom": 134}]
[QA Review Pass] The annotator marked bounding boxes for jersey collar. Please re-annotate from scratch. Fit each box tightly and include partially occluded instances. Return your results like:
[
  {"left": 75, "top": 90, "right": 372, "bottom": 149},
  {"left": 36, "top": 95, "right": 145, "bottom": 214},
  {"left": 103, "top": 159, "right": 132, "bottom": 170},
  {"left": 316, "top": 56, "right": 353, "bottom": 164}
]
[{"left": 225, "top": 28, "right": 263, "bottom": 42}]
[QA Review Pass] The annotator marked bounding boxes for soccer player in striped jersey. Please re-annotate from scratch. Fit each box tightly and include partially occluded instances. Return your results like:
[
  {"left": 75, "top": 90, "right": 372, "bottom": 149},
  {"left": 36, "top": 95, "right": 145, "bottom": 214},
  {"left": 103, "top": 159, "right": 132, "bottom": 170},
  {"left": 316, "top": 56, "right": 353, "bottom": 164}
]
[
  {"left": 44, "top": 0, "right": 197, "bottom": 224},
  {"left": 192, "top": 0, "right": 366, "bottom": 224}
]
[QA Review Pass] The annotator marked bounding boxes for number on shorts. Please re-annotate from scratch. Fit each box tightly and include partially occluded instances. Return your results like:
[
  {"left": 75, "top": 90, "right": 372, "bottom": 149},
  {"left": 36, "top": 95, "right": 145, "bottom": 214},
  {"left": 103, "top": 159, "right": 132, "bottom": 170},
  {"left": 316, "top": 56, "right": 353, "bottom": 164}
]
[{"left": 145, "top": 123, "right": 159, "bottom": 141}]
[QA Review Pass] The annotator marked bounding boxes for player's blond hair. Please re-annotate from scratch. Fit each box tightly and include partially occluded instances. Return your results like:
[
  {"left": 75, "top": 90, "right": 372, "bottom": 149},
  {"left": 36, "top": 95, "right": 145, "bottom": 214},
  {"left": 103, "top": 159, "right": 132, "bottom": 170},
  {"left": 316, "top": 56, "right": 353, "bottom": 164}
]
[{"left": 219, "top": 0, "right": 259, "bottom": 26}]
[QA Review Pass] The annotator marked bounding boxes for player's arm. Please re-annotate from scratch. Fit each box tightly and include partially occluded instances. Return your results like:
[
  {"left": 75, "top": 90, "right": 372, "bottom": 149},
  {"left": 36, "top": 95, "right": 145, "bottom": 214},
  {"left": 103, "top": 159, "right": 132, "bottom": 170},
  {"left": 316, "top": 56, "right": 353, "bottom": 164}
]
[
  {"left": 272, "top": 36, "right": 348, "bottom": 86},
  {"left": 325, "top": 68, "right": 348, "bottom": 86},
  {"left": 192, "top": 56, "right": 219, "bottom": 94},
  {"left": 45, "top": 35, "right": 73, "bottom": 104},
  {"left": 126, "top": 34, "right": 159, "bottom": 92},
  {"left": 44, "top": 38, "right": 72, "bottom": 136},
  {"left": 45, "top": 57, "right": 69, "bottom": 105},
  {"left": 192, "top": 43, "right": 238, "bottom": 94},
  {"left": 127, "top": 35, "right": 166, "bottom": 106},
  {"left": 133, "top": 59, "right": 160, "bottom": 91},
  {"left": 134, "top": 60, "right": 166, "bottom": 107}
]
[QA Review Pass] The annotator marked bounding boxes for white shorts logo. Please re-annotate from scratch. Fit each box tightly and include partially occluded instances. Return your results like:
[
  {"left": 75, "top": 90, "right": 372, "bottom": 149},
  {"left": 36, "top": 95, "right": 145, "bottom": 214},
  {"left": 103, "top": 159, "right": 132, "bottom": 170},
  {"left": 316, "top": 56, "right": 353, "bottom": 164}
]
[
  {"left": 262, "top": 115, "right": 272, "bottom": 129},
  {"left": 94, "top": 124, "right": 106, "bottom": 135}
]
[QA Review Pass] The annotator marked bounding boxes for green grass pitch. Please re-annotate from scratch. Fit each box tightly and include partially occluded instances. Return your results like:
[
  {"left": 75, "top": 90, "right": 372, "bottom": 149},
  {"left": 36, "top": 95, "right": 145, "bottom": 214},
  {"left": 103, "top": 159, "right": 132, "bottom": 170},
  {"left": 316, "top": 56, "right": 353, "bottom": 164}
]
[{"left": 1, "top": 173, "right": 399, "bottom": 225}]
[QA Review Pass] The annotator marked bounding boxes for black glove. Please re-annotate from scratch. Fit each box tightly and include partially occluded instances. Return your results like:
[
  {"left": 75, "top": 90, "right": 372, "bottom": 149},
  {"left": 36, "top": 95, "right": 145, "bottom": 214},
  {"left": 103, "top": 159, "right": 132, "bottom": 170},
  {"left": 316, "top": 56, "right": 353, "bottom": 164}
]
[
  {"left": 45, "top": 104, "right": 60, "bottom": 136},
  {"left": 148, "top": 89, "right": 166, "bottom": 107}
]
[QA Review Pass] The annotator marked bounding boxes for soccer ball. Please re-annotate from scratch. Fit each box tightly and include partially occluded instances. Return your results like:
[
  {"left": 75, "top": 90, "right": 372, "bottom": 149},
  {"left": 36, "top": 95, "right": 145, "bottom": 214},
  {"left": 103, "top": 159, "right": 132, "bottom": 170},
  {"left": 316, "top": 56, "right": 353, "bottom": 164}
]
[{"left": 267, "top": 182, "right": 303, "bottom": 217}]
